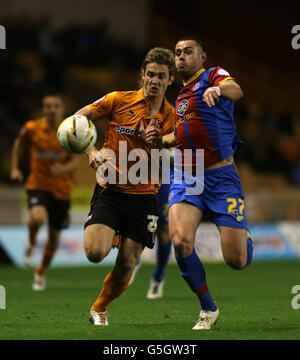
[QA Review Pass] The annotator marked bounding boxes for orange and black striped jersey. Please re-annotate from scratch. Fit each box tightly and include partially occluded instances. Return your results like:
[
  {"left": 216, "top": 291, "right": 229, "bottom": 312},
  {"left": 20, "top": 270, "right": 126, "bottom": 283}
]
[
  {"left": 18, "top": 117, "right": 73, "bottom": 200},
  {"left": 90, "top": 88, "right": 175, "bottom": 194}
]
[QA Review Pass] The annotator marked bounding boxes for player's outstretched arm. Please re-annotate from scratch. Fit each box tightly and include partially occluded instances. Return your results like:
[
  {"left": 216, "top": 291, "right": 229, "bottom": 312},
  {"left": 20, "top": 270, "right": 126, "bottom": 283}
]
[
  {"left": 75, "top": 105, "right": 98, "bottom": 122},
  {"left": 162, "top": 132, "right": 176, "bottom": 148},
  {"left": 219, "top": 79, "right": 243, "bottom": 101},
  {"left": 75, "top": 104, "right": 108, "bottom": 171},
  {"left": 10, "top": 137, "right": 25, "bottom": 182},
  {"left": 86, "top": 146, "right": 108, "bottom": 171},
  {"left": 203, "top": 79, "right": 243, "bottom": 107},
  {"left": 140, "top": 120, "right": 176, "bottom": 149},
  {"left": 139, "top": 119, "right": 162, "bottom": 148}
]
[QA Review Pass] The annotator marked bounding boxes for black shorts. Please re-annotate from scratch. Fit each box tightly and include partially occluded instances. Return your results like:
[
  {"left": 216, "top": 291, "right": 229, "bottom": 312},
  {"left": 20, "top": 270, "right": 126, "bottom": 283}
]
[
  {"left": 84, "top": 184, "right": 159, "bottom": 249},
  {"left": 27, "top": 190, "right": 70, "bottom": 230}
]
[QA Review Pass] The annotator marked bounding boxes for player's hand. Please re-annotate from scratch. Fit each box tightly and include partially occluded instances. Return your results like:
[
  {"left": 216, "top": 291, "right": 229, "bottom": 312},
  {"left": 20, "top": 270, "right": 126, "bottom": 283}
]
[
  {"left": 203, "top": 86, "right": 221, "bottom": 107},
  {"left": 50, "top": 163, "right": 66, "bottom": 176},
  {"left": 10, "top": 168, "right": 23, "bottom": 182},
  {"left": 87, "top": 147, "right": 107, "bottom": 171},
  {"left": 140, "top": 119, "right": 162, "bottom": 147}
]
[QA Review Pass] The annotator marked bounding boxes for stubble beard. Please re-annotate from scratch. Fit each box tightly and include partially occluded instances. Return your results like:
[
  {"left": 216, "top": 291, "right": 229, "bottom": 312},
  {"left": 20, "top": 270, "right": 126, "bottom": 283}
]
[{"left": 178, "top": 68, "right": 193, "bottom": 83}]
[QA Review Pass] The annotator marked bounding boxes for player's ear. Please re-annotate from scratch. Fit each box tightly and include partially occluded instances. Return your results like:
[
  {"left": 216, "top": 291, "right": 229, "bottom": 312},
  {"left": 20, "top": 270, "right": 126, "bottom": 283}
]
[
  {"left": 201, "top": 51, "right": 207, "bottom": 63},
  {"left": 140, "top": 68, "right": 145, "bottom": 87}
]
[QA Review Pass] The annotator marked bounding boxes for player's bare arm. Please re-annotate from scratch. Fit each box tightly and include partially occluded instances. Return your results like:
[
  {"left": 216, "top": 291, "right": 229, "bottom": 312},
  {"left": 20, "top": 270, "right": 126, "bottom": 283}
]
[
  {"left": 139, "top": 118, "right": 162, "bottom": 148},
  {"left": 203, "top": 79, "right": 243, "bottom": 107},
  {"left": 162, "top": 132, "right": 176, "bottom": 148},
  {"left": 87, "top": 146, "right": 108, "bottom": 171},
  {"left": 147, "top": 129, "right": 176, "bottom": 149},
  {"left": 140, "top": 120, "right": 176, "bottom": 149},
  {"left": 75, "top": 105, "right": 98, "bottom": 122},
  {"left": 219, "top": 79, "right": 243, "bottom": 101},
  {"left": 74, "top": 105, "right": 107, "bottom": 171},
  {"left": 74, "top": 105, "right": 99, "bottom": 159},
  {"left": 10, "top": 137, "right": 25, "bottom": 182}
]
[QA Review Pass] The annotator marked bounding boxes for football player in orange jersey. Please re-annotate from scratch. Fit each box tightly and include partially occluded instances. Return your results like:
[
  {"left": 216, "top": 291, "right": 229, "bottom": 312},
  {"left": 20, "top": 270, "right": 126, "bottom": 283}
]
[
  {"left": 73, "top": 47, "right": 176, "bottom": 325},
  {"left": 10, "top": 94, "right": 79, "bottom": 290}
]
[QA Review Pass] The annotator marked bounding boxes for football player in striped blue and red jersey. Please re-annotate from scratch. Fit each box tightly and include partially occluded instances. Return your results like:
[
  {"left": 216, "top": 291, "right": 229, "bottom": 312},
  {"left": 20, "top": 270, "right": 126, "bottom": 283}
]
[{"left": 143, "top": 36, "right": 253, "bottom": 330}]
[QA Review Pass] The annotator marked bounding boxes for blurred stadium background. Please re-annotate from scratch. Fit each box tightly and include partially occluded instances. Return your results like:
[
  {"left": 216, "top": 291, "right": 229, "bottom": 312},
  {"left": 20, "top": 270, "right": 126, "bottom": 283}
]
[{"left": 1, "top": 0, "right": 300, "bottom": 267}]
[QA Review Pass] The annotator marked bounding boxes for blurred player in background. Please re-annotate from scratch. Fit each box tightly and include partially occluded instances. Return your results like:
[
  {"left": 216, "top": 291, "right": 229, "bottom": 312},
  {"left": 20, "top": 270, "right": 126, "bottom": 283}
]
[
  {"left": 146, "top": 182, "right": 172, "bottom": 299},
  {"left": 143, "top": 37, "right": 253, "bottom": 330},
  {"left": 10, "top": 94, "right": 79, "bottom": 291},
  {"left": 74, "top": 47, "right": 175, "bottom": 325}
]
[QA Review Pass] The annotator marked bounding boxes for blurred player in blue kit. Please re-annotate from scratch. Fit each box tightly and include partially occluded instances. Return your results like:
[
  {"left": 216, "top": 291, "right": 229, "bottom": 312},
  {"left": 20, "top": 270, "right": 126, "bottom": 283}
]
[{"left": 143, "top": 36, "right": 254, "bottom": 330}]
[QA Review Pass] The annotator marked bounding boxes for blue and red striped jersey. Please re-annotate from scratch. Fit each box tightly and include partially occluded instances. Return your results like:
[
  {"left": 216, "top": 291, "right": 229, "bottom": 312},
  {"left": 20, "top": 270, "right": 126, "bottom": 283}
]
[{"left": 175, "top": 67, "right": 243, "bottom": 169}]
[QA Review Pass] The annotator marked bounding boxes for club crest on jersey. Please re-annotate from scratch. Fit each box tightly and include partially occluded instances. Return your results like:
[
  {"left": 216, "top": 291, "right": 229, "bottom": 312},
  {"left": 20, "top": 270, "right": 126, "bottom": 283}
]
[{"left": 176, "top": 99, "right": 189, "bottom": 115}]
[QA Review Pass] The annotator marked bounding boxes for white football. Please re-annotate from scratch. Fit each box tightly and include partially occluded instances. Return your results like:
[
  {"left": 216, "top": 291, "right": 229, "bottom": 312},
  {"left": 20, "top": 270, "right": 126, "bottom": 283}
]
[{"left": 57, "top": 115, "right": 97, "bottom": 154}]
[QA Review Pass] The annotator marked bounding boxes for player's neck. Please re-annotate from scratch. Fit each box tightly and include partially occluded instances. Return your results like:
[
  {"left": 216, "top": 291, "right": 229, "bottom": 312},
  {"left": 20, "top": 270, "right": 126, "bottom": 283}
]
[
  {"left": 145, "top": 95, "right": 164, "bottom": 116},
  {"left": 182, "top": 67, "right": 205, "bottom": 85}
]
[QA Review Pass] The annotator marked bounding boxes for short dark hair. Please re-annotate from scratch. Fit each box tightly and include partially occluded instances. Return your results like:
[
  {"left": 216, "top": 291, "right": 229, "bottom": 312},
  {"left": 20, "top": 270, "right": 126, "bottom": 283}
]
[
  {"left": 142, "top": 47, "right": 176, "bottom": 77},
  {"left": 176, "top": 36, "right": 205, "bottom": 52}
]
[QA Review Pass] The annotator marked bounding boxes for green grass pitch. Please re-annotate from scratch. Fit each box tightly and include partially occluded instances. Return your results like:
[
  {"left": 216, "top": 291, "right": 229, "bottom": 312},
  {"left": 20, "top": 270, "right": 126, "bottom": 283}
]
[{"left": 0, "top": 260, "right": 299, "bottom": 340}]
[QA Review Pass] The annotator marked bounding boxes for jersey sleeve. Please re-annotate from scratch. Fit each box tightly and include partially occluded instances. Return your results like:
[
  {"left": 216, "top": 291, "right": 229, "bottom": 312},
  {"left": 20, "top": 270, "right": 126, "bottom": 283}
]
[
  {"left": 18, "top": 121, "right": 35, "bottom": 145},
  {"left": 89, "top": 91, "right": 117, "bottom": 119},
  {"left": 207, "top": 67, "right": 234, "bottom": 87}
]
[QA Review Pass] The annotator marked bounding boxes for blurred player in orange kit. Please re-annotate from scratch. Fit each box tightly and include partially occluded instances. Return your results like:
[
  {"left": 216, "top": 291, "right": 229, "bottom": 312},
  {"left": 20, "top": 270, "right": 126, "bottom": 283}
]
[
  {"left": 74, "top": 47, "right": 175, "bottom": 325},
  {"left": 10, "top": 94, "right": 79, "bottom": 291}
]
